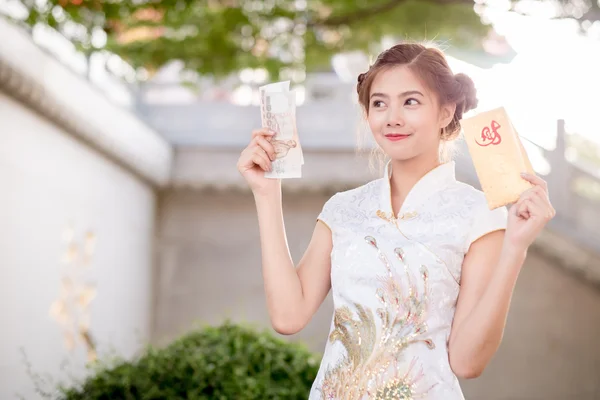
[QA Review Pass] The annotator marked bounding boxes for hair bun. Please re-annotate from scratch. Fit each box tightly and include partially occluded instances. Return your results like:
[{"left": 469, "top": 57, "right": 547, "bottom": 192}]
[
  {"left": 357, "top": 72, "right": 367, "bottom": 94},
  {"left": 454, "top": 73, "right": 478, "bottom": 113}
]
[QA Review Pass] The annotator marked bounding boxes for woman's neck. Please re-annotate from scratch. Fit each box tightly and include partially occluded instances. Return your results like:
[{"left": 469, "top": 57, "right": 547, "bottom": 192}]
[{"left": 389, "top": 154, "right": 442, "bottom": 215}]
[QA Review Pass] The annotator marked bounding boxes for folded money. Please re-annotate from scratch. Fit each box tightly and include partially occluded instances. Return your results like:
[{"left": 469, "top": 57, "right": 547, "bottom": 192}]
[
  {"left": 461, "top": 106, "right": 535, "bottom": 210},
  {"left": 259, "top": 81, "right": 304, "bottom": 179}
]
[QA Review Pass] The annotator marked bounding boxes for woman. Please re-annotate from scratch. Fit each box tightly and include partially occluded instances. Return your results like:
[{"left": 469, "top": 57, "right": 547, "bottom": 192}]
[{"left": 236, "top": 43, "right": 555, "bottom": 399}]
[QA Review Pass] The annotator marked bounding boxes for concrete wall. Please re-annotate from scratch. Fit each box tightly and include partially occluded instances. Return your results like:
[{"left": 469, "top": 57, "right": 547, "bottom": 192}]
[
  {"left": 155, "top": 189, "right": 600, "bottom": 400},
  {"left": 0, "top": 93, "right": 156, "bottom": 398}
]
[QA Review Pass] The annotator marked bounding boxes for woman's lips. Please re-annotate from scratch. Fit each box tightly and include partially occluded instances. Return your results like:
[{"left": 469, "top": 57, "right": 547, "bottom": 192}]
[{"left": 384, "top": 133, "right": 411, "bottom": 142}]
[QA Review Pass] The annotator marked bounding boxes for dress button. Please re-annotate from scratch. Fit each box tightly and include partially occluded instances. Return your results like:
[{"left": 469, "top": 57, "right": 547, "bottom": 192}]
[{"left": 399, "top": 211, "right": 418, "bottom": 220}]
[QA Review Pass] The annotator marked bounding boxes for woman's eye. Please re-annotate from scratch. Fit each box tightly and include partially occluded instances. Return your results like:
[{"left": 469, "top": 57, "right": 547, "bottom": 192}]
[
  {"left": 405, "top": 98, "right": 420, "bottom": 106},
  {"left": 372, "top": 100, "right": 385, "bottom": 108}
]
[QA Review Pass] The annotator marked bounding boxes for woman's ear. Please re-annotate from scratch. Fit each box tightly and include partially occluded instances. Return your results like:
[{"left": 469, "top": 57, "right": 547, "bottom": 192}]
[{"left": 440, "top": 102, "right": 456, "bottom": 129}]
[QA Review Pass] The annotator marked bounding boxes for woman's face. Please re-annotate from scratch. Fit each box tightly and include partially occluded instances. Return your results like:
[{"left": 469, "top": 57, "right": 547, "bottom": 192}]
[{"left": 367, "top": 65, "right": 454, "bottom": 163}]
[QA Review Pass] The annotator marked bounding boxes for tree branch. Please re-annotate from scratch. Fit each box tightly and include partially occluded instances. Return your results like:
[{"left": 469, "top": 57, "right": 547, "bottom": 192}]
[
  {"left": 308, "top": 0, "right": 475, "bottom": 28},
  {"left": 508, "top": 0, "right": 600, "bottom": 22}
]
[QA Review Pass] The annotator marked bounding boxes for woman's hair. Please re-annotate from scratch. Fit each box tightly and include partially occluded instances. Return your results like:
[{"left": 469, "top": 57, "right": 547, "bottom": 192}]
[{"left": 356, "top": 42, "right": 478, "bottom": 142}]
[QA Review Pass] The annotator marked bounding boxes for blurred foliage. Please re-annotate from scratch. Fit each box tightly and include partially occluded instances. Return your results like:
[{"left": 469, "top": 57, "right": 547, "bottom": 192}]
[
  {"left": 55, "top": 321, "right": 320, "bottom": 400},
  {"left": 566, "top": 133, "right": 600, "bottom": 202},
  {"left": 568, "top": 133, "right": 600, "bottom": 167},
  {"left": 5, "top": 0, "right": 599, "bottom": 80},
  {"left": 8, "top": 0, "right": 489, "bottom": 80},
  {"left": 573, "top": 176, "right": 600, "bottom": 202}
]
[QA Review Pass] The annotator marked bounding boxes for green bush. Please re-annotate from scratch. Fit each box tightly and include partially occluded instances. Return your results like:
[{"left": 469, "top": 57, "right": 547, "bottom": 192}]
[{"left": 57, "top": 322, "right": 321, "bottom": 400}]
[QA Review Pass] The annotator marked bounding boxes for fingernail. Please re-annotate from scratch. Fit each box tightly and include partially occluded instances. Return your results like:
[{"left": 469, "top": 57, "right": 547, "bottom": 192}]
[{"left": 520, "top": 172, "right": 527, "bottom": 177}]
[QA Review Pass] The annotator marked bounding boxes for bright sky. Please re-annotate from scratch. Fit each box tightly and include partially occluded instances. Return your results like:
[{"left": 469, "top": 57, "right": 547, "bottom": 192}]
[{"left": 449, "top": 4, "right": 600, "bottom": 152}]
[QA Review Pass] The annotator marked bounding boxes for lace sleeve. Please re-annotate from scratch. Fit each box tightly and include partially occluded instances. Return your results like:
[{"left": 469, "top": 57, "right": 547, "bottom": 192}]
[
  {"left": 466, "top": 202, "right": 508, "bottom": 252},
  {"left": 317, "top": 193, "right": 339, "bottom": 233}
]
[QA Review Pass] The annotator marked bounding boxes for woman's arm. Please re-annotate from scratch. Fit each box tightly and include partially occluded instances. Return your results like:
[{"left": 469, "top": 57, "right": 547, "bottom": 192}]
[
  {"left": 448, "top": 173, "right": 555, "bottom": 378},
  {"left": 448, "top": 230, "right": 524, "bottom": 378},
  {"left": 237, "top": 127, "right": 333, "bottom": 336},
  {"left": 254, "top": 189, "right": 333, "bottom": 335}
]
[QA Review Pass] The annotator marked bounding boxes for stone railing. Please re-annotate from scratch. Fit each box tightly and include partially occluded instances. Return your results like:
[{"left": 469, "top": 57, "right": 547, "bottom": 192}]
[
  {"left": 543, "top": 122, "right": 600, "bottom": 253},
  {"left": 452, "top": 121, "right": 600, "bottom": 256}
]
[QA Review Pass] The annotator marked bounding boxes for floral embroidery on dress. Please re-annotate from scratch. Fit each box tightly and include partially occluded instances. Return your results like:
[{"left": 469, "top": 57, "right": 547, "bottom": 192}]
[
  {"left": 319, "top": 236, "right": 436, "bottom": 400},
  {"left": 310, "top": 162, "right": 508, "bottom": 399}
]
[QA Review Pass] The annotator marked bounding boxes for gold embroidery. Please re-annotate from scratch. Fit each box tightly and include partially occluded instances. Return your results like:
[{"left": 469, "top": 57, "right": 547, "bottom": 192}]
[
  {"left": 320, "top": 236, "right": 435, "bottom": 399},
  {"left": 402, "top": 211, "right": 418, "bottom": 220},
  {"left": 376, "top": 210, "right": 418, "bottom": 225}
]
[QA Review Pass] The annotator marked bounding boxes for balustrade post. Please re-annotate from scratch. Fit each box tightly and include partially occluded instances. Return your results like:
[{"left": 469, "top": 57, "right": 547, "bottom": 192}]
[{"left": 548, "top": 119, "right": 573, "bottom": 223}]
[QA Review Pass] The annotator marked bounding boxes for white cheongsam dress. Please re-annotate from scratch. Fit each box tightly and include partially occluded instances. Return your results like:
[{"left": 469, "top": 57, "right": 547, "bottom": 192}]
[{"left": 309, "top": 161, "right": 508, "bottom": 400}]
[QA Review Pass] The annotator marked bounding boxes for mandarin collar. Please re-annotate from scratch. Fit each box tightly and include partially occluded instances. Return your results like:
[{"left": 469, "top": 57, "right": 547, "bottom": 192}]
[{"left": 378, "top": 161, "right": 456, "bottom": 220}]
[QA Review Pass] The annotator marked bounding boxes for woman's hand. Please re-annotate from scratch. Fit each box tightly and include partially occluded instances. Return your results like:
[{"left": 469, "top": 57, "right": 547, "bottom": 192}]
[
  {"left": 237, "top": 128, "right": 280, "bottom": 196},
  {"left": 505, "top": 173, "right": 555, "bottom": 254}
]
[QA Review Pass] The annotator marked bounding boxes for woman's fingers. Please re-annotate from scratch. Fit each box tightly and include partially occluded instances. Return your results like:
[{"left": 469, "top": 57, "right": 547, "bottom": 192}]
[
  {"left": 515, "top": 198, "right": 530, "bottom": 219},
  {"left": 515, "top": 186, "right": 555, "bottom": 220},
  {"left": 238, "top": 145, "right": 270, "bottom": 172},
  {"left": 251, "top": 148, "right": 272, "bottom": 172},
  {"left": 254, "top": 135, "right": 276, "bottom": 161},
  {"left": 520, "top": 172, "right": 548, "bottom": 193},
  {"left": 252, "top": 128, "right": 276, "bottom": 140}
]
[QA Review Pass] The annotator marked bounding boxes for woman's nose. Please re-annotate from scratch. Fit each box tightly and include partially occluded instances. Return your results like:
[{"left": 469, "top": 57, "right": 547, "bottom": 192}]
[{"left": 386, "top": 108, "right": 405, "bottom": 127}]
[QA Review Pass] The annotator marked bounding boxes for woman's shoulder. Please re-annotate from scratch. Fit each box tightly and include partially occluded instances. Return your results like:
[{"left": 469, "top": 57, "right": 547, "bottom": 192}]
[
  {"left": 317, "top": 178, "right": 384, "bottom": 229},
  {"left": 324, "top": 178, "right": 385, "bottom": 208},
  {"left": 445, "top": 180, "right": 495, "bottom": 211},
  {"left": 444, "top": 181, "right": 509, "bottom": 249}
]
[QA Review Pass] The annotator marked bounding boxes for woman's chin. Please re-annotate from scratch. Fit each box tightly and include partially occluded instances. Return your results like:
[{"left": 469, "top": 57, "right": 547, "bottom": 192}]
[{"left": 381, "top": 147, "right": 417, "bottom": 162}]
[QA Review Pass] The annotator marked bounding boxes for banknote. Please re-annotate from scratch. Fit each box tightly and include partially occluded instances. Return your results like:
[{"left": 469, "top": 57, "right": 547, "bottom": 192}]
[{"left": 259, "top": 81, "right": 304, "bottom": 179}]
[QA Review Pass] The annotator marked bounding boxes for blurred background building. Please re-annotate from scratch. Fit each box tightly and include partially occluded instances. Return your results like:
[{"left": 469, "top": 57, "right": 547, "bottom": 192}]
[{"left": 1, "top": 0, "right": 600, "bottom": 399}]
